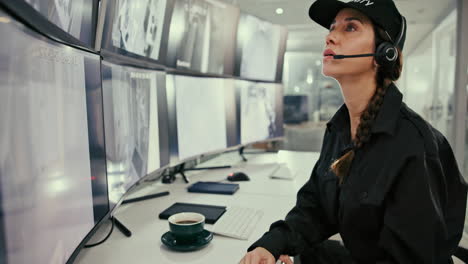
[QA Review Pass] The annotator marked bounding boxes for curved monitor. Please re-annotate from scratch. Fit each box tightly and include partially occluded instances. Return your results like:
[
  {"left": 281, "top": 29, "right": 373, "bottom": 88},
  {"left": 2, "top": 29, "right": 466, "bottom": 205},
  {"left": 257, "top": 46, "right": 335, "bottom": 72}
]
[
  {"left": 166, "top": 0, "right": 239, "bottom": 75},
  {"left": 236, "top": 80, "right": 284, "bottom": 145},
  {"left": 101, "top": 61, "right": 169, "bottom": 208},
  {"left": 0, "top": 8, "right": 107, "bottom": 264},
  {"left": 166, "top": 74, "right": 237, "bottom": 164},
  {"left": 98, "top": 0, "right": 174, "bottom": 64},
  {"left": 22, "top": 0, "right": 98, "bottom": 47},
  {"left": 235, "top": 13, "right": 286, "bottom": 82}
]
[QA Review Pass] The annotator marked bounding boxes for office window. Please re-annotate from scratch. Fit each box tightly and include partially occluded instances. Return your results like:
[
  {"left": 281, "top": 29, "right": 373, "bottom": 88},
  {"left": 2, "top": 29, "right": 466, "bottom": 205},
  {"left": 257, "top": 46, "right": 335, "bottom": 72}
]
[
  {"left": 283, "top": 52, "right": 343, "bottom": 123},
  {"left": 401, "top": 9, "right": 457, "bottom": 145}
]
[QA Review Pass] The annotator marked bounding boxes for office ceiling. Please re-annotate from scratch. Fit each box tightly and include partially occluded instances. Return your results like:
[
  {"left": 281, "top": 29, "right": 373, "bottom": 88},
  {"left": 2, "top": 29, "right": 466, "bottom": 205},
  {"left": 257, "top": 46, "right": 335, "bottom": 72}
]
[{"left": 236, "top": 0, "right": 458, "bottom": 55}]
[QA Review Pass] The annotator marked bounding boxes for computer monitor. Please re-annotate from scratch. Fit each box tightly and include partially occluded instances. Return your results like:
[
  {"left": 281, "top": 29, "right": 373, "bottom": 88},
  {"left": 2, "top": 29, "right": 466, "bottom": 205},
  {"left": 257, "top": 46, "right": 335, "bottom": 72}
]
[
  {"left": 0, "top": 8, "right": 108, "bottom": 264},
  {"left": 236, "top": 80, "right": 284, "bottom": 145},
  {"left": 101, "top": 61, "right": 169, "bottom": 208},
  {"left": 166, "top": 74, "right": 234, "bottom": 163},
  {"left": 21, "top": 0, "right": 98, "bottom": 47},
  {"left": 97, "top": 0, "right": 174, "bottom": 64},
  {"left": 166, "top": 0, "right": 240, "bottom": 75},
  {"left": 235, "top": 13, "right": 282, "bottom": 82}
]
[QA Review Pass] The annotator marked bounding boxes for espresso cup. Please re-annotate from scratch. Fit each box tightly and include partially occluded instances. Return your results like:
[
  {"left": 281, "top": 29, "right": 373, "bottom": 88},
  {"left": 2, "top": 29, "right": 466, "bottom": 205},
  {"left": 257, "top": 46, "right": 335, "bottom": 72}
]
[{"left": 168, "top": 212, "right": 205, "bottom": 244}]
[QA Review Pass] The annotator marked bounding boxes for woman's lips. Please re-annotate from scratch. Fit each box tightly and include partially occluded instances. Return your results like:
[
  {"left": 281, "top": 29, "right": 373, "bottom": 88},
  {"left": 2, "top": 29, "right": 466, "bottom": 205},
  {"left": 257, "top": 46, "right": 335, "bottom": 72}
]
[
  {"left": 323, "top": 48, "right": 336, "bottom": 57},
  {"left": 323, "top": 49, "right": 336, "bottom": 61}
]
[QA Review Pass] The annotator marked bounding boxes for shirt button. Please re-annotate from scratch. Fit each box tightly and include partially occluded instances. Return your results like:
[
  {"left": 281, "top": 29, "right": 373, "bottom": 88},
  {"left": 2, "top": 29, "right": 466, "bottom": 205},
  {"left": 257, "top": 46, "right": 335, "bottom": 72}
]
[{"left": 360, "top": 191, "right": 368, "bottom": 200}]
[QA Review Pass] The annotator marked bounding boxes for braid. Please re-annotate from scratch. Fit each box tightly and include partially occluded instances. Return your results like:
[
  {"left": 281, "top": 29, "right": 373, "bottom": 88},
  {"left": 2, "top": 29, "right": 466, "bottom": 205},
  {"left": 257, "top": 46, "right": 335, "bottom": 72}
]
[
  {"left": 355, "top": 83, "right": 387, "bottom": 148},
  {"left": 331, "top": 25, "right": 403, "bottom": 184},
  {"left": 331, "top": 81, "right": 387, "bottom": 184}
]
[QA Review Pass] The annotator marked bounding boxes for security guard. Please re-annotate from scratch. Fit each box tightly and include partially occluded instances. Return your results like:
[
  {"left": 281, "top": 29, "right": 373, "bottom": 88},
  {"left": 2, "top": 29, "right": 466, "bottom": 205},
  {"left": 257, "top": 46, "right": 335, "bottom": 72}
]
[{"left": 239, "top": 0, "right": 467, "bottom": 263}]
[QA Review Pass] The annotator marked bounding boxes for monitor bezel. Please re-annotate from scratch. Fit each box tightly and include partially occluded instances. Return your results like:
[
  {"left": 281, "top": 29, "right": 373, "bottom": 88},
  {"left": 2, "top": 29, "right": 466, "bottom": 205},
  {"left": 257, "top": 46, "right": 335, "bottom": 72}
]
[
  {"left": 99, "top": 58, "right": 171, "bottom": 209},
  {"left": 166, "top": 73, "right": 238, "bottom": 165},
  {"left": 235, "top": 79, "right": 285, "bottom": 145},
  {"left": 234, "top": 12, "right": 286, "bottom": 82},
  {"left": 164, "top": 0, "right": 240, "bottom": 75},
  {"left": 0, "top": 0, "right": 100, "bottom": 51},
  {"left": 96, "top": 0, "right": 176, "bottom": 67}
]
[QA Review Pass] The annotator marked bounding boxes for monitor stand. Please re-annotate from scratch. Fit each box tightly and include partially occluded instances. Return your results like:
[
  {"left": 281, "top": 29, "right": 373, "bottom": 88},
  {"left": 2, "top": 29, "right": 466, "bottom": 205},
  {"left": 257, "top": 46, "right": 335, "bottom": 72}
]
[
  {"left": 113, "top": 217, "right": 132, "bottom": 237},
  {"left": 238, "top": 146, "right": 248, "bottom": 162},
  {"left": 238, "top": 146, "right": 276, "bottom": 161}
]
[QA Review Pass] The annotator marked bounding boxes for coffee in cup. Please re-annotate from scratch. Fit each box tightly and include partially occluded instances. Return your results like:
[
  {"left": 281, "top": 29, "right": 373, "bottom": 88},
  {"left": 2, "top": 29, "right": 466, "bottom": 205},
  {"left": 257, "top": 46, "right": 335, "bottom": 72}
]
[{"left": 168, "top": 212, "right": 205, "bottom": 244}]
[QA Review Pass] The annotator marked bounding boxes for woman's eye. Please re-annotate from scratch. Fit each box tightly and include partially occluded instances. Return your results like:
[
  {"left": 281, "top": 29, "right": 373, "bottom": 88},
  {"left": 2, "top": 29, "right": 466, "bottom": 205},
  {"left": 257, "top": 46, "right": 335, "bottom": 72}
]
[{"left": 346, "top": 25, "right": 356, "bottom": 32}]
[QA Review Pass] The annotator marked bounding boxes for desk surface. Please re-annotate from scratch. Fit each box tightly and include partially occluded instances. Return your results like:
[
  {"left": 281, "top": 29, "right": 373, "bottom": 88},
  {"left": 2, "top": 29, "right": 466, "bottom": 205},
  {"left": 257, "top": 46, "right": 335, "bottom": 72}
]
[{"left": 73, "top": 151, "right": 320, "bottom": 264}]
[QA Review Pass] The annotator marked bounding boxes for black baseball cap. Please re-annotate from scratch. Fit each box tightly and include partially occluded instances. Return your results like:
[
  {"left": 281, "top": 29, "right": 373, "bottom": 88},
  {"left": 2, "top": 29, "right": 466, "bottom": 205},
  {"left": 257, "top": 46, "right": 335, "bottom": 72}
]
[{"left": 309, "top": 0, "right": 407, "bottom": 51}]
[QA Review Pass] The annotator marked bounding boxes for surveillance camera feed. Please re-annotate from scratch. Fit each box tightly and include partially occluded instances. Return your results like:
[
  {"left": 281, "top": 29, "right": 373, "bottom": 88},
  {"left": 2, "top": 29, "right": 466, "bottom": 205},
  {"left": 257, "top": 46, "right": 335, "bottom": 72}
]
[
  {"left": 174, "top": 75, "right": 228, "bottom": 160},
  {"left": 235, "top": 13, "right": 281, "bottom": 82},
  {"left": 166, "top": 0, "right": 239, "bottom": 74},
  {"left": 23, "top": 0, "right": 96, "bottom": 46},
  {"left": 101, "top": 61, "right": 161, "bottom": 208},
  {"left": 102, "top": 0, "right": 168, "bottom": 60},
  {"left": 238, "top": 80, "right": 278, "bottom": 144},
  {"left": 0, "top": 9, "right": 107, "bottom": 264}
]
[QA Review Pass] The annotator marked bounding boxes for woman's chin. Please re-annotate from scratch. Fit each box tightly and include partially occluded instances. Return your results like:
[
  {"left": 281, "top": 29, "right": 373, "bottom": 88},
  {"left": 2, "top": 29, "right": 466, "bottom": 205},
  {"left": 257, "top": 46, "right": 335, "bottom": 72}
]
[{"left": 322, "top": 68, "right": 340, "bottom": 79}]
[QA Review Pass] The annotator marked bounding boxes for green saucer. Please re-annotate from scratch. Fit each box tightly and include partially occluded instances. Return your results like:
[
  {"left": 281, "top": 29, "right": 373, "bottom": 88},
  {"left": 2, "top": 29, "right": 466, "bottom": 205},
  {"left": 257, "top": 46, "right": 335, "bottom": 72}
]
[{"left": 161, "top": 230, "right": 213, "bottom": 252}]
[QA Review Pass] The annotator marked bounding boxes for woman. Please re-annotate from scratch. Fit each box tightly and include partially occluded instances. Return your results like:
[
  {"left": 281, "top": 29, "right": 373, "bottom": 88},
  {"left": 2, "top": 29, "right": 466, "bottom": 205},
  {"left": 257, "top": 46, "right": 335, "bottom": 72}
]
[{"left": 239, "top": 0, "right": 467, "bottom": 263}]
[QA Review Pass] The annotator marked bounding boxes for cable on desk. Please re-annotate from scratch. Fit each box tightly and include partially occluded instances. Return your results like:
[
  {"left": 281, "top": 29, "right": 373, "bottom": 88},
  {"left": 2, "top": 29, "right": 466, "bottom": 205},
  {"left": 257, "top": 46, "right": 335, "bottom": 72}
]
[{"left": 84, "top": 217, "right": 115, "bottom": 248}]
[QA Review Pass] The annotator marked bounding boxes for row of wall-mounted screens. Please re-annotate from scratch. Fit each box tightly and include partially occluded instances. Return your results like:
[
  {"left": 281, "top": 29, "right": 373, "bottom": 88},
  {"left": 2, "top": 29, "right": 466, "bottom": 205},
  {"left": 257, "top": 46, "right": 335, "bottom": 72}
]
[
  {"left": 0, "top": 8, "right": 283, "bottom": 264},
  {"left": 12, "top": 0, "right": 288, "bottom": 82}
]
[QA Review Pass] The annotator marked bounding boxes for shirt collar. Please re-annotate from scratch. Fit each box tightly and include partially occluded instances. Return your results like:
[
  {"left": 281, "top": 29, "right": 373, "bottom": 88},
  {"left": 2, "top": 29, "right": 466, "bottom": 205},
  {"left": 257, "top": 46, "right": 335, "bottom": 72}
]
[
  {"left": 327, "top": 83, "right": 403, "bottom": 136},
  {"left": 371, "top": 83, "right": 403, "bottom": 135}
]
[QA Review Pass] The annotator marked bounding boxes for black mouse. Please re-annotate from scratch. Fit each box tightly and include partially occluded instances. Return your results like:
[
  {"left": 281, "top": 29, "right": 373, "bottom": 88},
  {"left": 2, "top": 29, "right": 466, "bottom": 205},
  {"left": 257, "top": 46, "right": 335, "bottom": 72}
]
[{"left": 227, "top": 172, "right": 250, "bottom": 182}]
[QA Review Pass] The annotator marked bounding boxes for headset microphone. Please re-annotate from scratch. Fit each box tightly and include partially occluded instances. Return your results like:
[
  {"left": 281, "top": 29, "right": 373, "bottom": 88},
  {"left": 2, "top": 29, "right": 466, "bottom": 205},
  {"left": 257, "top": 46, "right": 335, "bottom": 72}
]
[{"left": 332, "top": 53, "right": 377, "bottom": 59}]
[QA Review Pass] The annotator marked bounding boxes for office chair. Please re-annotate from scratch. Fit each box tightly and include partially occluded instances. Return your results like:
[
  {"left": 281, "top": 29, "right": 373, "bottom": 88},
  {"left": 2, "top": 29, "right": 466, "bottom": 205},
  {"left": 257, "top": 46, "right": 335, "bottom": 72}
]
[{"left": 454, "top": 246, "right": 468, "bottom": 263}]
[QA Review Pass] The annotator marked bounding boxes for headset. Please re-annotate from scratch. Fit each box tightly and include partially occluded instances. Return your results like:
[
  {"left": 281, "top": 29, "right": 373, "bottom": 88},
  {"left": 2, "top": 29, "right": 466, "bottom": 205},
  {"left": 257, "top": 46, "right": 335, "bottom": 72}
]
[{"left": 332, "top": 15, "right": 406, "bottom": 65}]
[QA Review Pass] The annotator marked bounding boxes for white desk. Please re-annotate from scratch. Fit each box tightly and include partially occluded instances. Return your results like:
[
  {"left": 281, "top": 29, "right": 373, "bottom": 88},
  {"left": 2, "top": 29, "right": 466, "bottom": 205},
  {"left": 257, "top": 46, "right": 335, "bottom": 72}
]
[{"left": 73, "top": 151, "right": 320, "bottom": 264}]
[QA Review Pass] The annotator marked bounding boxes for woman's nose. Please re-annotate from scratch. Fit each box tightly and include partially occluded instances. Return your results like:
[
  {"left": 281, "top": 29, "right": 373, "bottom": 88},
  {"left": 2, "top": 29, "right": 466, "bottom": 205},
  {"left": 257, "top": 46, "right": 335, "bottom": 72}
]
[{"left": 326, "top": 32, "right": 337, "bottom": 46}]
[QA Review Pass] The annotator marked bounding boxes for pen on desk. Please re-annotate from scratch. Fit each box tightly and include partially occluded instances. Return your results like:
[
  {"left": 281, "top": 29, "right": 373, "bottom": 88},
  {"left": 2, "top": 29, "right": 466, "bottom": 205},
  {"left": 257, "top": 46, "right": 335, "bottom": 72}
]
[
  {"left": 185, "top": 165, "right": 232, "bottom": 171},
  {"left": 121, "top": 191, "right": 170, "bottom": 204},
  {"left": 114, "top": 217, "right": 132, "bottom": 237}
]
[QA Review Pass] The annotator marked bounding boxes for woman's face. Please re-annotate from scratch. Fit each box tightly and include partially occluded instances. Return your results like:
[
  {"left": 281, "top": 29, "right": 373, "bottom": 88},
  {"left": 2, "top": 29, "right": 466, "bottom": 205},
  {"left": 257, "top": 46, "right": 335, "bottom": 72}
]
[{"left": 322, "top": 8, "right": 376, "bottom": 79}]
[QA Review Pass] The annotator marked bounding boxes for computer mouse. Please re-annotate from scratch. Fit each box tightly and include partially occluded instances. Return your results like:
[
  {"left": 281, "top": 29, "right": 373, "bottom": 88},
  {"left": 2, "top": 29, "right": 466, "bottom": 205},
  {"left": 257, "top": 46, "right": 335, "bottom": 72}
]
[{"left": 227, "top": 172, "right": 250, "bottom": 182}]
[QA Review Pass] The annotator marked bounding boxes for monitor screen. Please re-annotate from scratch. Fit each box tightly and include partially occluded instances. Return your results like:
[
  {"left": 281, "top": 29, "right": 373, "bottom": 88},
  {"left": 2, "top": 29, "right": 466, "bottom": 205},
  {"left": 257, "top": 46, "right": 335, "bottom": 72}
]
[
  {"left": 0, "top": 8, "right": 107, "bottom": 264},
  {"left": 23, "top": 0, "right": 97, "bottom": 47},
  {"left": 98, "top": 0, "right": 172, "bottom": 63},
  {"left": 101, "top": 61, "right": 165, "bottom": 207},
  {"left": 237, "top": 81, "right": 284, "bottom": 145},
  {"left": 172, "top": 75, "right": 228, "bottom": 161},
  {"left": 235, "top": 13, "right": 282, "bottom": 82},
  {"left": 166, "top": 0, "right": 239, "bottom": 75}
]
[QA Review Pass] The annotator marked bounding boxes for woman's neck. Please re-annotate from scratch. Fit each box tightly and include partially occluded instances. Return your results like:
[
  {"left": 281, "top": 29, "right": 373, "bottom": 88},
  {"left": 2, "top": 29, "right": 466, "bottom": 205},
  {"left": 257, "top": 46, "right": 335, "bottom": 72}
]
[{"left": 336, "top": 73, "right": 377, "bottom": 141}]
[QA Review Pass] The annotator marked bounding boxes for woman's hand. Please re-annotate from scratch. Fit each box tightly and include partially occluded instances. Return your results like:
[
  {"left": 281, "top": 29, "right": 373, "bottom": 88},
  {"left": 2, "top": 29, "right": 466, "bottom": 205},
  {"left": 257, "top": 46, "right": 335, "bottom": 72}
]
[
  {"left": 278, "top": 255, "right": 294, "bottom": 264},
  {"left": 238, "top": 248, "right": 294, "bottom": 264},
  {"left": 238, "top": 247, "right": 275, "bottom": 264}
]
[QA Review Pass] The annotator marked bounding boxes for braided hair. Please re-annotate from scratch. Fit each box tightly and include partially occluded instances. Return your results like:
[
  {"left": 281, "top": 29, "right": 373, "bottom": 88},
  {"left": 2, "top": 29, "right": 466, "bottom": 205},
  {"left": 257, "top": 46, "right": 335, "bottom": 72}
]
[{"left": 331, "top": 25, "right": 404, "bottom": 184}]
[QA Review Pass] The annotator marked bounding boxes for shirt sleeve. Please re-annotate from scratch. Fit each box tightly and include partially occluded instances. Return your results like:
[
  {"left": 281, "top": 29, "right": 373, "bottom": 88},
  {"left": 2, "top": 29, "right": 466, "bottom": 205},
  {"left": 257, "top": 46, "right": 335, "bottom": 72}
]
[
  {"left": 377, "top": 151, "right": 467, "bottom": 264},
  {"left": 247, "top": 158, "right": 339, "bottom": 260}
]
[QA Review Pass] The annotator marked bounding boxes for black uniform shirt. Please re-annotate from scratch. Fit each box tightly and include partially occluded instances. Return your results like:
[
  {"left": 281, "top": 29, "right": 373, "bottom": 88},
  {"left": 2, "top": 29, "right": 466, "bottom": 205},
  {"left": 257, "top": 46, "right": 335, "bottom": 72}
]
[{"left": 249, "top": 84, "right": 467, "bottom": 263}]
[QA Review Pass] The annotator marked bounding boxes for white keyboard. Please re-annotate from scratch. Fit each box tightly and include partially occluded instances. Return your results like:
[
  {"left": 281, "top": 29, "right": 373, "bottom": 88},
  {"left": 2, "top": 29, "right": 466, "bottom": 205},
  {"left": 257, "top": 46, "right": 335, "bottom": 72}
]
[
  {"left": 270, "top": 163, "right": 297, "bottom": 180},
  {"left": 212, "top": 206, "right": 263, "bottom": 240}
]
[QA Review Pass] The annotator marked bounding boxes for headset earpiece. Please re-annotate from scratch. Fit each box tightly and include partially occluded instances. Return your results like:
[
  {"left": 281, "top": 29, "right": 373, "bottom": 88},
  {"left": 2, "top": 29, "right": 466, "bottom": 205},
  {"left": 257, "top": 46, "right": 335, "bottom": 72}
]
[{"left": 375, "top": 41, "right": 398, "bottom": 66}]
